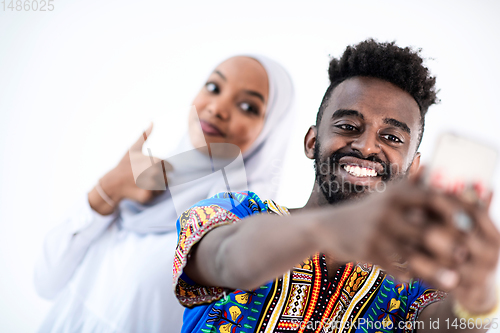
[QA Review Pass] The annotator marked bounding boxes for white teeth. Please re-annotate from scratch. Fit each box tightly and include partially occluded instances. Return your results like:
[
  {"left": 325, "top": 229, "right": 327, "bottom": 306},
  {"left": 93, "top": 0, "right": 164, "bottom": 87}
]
[{"left": 343, "top": 164, "right": 378, "bottom": 178}]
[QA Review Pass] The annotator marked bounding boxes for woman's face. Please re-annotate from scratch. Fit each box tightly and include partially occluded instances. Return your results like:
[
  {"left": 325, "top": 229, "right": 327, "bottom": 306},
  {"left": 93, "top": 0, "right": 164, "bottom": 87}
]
[{"left": 189, "top": 56, "right": 269, "bottom": 154}]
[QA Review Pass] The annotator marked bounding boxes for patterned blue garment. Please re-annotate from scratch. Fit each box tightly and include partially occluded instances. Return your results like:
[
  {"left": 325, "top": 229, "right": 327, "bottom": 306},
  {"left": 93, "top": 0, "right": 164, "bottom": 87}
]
[{"left": 173, "top": 191, "right": 445, "bottom": 333}]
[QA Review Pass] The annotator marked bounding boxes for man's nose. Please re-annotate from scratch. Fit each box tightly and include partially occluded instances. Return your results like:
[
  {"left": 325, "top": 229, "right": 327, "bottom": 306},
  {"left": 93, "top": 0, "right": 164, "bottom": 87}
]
[{"left": 350, "top": 132, "right": 381, "bottom": 156}]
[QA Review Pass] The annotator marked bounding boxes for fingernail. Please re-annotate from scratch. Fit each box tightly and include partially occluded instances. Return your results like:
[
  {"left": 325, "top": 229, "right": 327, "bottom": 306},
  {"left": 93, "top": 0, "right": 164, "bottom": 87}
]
[
  {"left": 453, "top": 211, "right": 473, "bottom": 232},
  {"left": 437, "top": 269, "right": 459, "bottom": 289}
]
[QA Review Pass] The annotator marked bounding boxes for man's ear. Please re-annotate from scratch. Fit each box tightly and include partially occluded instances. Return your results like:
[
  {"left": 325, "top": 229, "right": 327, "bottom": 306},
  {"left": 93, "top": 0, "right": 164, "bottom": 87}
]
[
  {"left": 304, "top": 126, "right": 317, "bottom": 160},
  {"left": 407, "top": 152, "right": 421, "bottom": 180}
]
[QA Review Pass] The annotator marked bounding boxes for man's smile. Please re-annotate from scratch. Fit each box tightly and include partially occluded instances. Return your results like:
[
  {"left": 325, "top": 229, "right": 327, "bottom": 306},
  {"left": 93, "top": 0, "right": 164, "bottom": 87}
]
[
  {"left": 336, "top": 156, "right": 385, "bottom": 187},
  {"left": 343, "top": 164, "right": 378, "bottom": 177}
]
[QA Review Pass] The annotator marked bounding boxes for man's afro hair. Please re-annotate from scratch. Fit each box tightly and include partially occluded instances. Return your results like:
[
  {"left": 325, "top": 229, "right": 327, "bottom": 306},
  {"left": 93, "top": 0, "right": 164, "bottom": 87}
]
[{"left": 317, "top": 39, "right": 439, "bottom": 146}]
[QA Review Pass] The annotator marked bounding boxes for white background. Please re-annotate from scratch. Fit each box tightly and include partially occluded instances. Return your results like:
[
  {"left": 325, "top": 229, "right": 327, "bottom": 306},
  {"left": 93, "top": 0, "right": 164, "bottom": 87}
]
[{"left": 1, "top": 0, "right": 500, "bottom": 332}]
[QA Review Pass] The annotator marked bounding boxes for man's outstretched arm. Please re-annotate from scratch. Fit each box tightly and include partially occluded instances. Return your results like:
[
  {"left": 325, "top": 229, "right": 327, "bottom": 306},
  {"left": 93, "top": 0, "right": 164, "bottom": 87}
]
[
  {"left": 182, "top": 184, "right": 448, "bottom": 291},
  {"left": 184, "top": 208, "right": 323, "bottom": 291}
]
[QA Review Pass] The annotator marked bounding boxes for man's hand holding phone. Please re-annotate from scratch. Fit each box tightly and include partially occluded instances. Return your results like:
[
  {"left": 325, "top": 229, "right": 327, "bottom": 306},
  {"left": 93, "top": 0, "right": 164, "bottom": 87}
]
[{"left": 421, "top": 134, "right": 499, "bottom": 321}]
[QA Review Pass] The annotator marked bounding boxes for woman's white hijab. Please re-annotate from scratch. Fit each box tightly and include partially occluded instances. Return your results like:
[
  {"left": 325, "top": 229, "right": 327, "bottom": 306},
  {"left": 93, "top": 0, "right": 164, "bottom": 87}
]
[{"left": 118, "top": 54, "right": 296, "bottom": 234}]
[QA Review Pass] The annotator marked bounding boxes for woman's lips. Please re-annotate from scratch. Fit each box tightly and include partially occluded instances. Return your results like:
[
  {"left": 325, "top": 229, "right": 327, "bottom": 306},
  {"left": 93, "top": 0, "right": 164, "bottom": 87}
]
[{"left": 200, "top": 120, "right": 224, "bottom": 137}]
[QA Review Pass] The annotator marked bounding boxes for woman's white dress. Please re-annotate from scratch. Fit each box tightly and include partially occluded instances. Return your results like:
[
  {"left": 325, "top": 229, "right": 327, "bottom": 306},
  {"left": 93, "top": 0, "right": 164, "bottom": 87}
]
[{"left": 35, "top": 196, "right": 184, "bottom": 333}]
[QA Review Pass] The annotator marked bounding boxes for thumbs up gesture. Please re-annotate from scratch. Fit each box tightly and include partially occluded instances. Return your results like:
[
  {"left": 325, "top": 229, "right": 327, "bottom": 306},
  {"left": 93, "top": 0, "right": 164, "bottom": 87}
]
[{"left": 89, "top": 123, "right": 172, "bottom": 215}]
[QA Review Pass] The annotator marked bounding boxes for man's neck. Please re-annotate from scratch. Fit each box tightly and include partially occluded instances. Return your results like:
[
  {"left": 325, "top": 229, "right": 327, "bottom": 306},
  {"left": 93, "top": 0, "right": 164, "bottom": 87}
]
[{"left": 303, "top": 182, "right": 330, "bottom": 210}]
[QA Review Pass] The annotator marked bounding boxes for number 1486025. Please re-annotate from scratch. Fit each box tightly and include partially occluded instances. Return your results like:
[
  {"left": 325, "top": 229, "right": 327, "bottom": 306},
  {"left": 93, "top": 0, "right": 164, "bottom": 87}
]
[{"left": 2, "top": 0, "right": 54, "bottom": 11}]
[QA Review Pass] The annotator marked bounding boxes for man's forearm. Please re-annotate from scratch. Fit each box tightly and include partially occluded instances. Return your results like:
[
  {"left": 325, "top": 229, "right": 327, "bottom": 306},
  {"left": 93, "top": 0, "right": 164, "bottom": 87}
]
[{"left": 184, "top": 208, "right": 332, "bottom": 291}]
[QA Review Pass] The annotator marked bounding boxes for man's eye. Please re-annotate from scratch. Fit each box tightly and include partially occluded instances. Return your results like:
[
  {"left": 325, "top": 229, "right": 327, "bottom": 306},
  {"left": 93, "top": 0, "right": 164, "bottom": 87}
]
[
  {"left": 206, "top": 82, "right": 219, "bottom": 94},
  {"left": 382, "top": 134, "right": 403, "bottom": 143},
  {"left": 240, "top": 102, "right": 259, "bottom": 115},
  {"left": 337, "top": 124, "right": 357, "bottom": 131}
]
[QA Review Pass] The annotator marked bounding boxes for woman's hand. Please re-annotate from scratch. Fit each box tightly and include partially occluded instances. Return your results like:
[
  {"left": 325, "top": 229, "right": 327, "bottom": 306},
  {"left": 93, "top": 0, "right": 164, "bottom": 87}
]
[{"left": 88, "top": 124, "right": 172, "bottom": 215}]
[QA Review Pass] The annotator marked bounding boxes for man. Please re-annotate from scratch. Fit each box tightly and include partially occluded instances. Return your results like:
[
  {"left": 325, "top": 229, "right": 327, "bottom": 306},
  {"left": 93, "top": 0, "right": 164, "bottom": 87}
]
[{"left": 172, "top": 40, "right": 499, "bottom": 333}]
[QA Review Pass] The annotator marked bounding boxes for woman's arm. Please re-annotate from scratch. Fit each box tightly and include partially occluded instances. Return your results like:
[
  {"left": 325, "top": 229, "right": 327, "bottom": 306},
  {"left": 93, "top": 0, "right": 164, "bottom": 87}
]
[{"left": 34, "top": 124, "right": 167, "bottom": 299}]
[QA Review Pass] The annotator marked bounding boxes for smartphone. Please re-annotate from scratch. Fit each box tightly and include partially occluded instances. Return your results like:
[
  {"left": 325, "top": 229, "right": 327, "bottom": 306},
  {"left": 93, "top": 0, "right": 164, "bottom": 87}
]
[{"left": 425, "top": 133, "right": 498, "bottom": 202}]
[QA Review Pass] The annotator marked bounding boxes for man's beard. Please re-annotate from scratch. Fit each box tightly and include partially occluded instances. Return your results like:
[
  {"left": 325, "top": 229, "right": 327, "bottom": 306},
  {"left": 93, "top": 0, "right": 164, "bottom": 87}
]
[{"left": 313, "top": 140, "right": 407, "bottom": 205}]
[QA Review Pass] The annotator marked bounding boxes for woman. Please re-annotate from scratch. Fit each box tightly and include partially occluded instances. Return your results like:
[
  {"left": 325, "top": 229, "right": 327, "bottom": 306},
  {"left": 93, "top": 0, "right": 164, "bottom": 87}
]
[{"left": 34, "top": 55, "right": 295, "bottom": 333}]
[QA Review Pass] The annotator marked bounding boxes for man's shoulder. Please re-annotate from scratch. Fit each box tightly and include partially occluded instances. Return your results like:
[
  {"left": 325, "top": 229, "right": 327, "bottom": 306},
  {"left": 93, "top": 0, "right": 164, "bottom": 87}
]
[{"left": 188, "top": 191, "right": 289, "bottom": 219}]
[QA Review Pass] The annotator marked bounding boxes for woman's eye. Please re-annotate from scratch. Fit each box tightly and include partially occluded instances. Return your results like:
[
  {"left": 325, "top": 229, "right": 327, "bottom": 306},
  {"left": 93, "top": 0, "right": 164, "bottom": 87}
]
[
  {"left": 337, "top": 124, "right": 357, "bottom": 131},
  {"left": 206, "top": 82, "right": 219, "bottom": 94},
  {"left": 382, "top": 134, "right": 403, "bottom": 143},
  {"left": 240, "top": 102, "right": 259, "bottom": 115}
]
